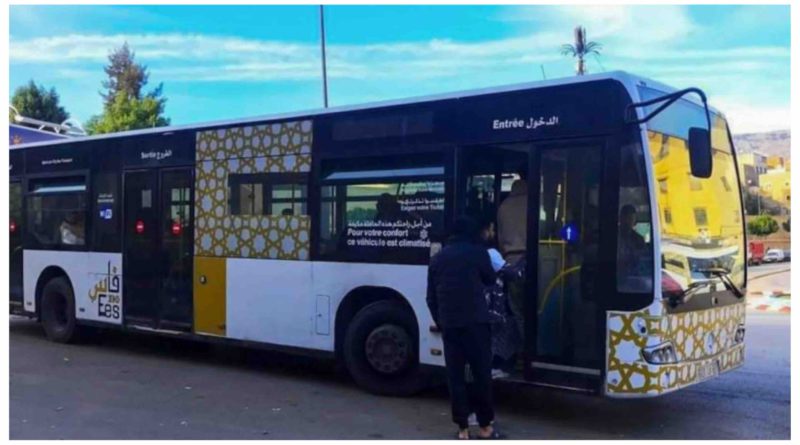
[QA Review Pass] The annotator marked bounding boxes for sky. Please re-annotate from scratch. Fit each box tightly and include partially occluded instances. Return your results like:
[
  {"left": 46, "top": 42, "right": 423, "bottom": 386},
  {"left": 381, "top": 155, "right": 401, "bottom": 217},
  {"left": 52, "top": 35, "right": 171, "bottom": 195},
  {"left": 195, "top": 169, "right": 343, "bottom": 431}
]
[{"left": 9, "top": 4, "right": 791, "bottom": 134}]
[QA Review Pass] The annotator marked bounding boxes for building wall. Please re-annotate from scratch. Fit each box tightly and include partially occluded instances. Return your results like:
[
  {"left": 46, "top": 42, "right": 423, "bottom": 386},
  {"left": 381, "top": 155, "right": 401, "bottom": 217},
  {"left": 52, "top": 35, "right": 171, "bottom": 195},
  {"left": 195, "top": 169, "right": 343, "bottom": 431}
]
[{"left": 759, "top": 169, "right": 791, "bottom": 207}]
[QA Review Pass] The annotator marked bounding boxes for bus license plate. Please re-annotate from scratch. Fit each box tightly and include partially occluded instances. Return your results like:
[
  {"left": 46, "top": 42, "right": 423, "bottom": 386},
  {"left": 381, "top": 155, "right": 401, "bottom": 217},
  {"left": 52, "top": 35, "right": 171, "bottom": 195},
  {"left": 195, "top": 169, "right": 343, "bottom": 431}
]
[{"left": 697, "top": 360, "right": 720, "bottom": 382}]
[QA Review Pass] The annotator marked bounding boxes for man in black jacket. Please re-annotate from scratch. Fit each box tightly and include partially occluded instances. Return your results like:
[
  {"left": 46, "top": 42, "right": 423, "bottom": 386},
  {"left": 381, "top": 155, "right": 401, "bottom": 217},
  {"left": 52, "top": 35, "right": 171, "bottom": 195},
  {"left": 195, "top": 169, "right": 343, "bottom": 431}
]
[{"left": 427, "top": 215, "right": 501, "bottom": 439}]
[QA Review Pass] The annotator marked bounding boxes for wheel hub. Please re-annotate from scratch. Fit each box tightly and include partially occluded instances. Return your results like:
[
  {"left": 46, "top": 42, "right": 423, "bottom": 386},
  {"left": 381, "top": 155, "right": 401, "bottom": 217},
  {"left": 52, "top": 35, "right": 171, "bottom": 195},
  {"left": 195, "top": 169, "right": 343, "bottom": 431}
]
[{"left": 364, "top": 324, "right": 411, "bottom": 375}]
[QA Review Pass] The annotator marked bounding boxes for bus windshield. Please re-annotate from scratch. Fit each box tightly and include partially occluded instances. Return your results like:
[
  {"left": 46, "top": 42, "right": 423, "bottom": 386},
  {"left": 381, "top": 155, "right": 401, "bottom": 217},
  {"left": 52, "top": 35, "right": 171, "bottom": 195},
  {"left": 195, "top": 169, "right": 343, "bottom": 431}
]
[{"left": 640, "top": 86, "right": 746, "bottom": 302}]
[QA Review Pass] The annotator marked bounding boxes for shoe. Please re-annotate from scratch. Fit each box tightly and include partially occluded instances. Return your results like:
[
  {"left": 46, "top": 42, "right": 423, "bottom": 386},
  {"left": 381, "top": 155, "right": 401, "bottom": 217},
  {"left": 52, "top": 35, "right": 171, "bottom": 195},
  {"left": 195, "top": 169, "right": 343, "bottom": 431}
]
[
  {"left": 491, "top": 369, "right": 510, "bottom": 379},
  {"left": 477, "top": 429, "right": 506, "bottom": 440}
]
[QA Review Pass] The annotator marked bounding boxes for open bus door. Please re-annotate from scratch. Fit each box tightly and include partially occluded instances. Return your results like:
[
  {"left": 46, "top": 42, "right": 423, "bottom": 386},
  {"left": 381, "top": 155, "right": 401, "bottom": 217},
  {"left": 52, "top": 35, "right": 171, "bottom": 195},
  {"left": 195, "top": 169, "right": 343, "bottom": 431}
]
[{"left": 522, "top": 138, "right": 611, "bottom": 392}]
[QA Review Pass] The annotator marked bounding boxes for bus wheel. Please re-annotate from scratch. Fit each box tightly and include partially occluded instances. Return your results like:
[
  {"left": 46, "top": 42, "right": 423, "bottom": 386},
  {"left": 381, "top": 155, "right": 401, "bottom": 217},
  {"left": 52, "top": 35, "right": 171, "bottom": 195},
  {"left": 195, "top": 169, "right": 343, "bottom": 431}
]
[
  {"left": 343, "top": 300, "right": 427, "bottom": 396},
  {"left": 40, "top": 277, "right": 81, "bottom": 343}
]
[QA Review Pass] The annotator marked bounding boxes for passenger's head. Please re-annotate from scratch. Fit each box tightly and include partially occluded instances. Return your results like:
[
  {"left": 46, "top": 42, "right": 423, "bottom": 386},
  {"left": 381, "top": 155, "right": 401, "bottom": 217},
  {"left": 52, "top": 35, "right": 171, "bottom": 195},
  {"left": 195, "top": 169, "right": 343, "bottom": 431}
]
[
  {"left": 620, "top": 204, "right": 637, "bottom": 229},
  {"left": 478, "top": 217, "right": 496, "bottom": 244},
  {"left": 281, "top": 208, "right": 294, "bottom": 216},
  {"left": 65, "top": 211, "right": 81, "bottom": 225},
  {"left": 449, "top": 215, "right": 481, "bottom": 243}
]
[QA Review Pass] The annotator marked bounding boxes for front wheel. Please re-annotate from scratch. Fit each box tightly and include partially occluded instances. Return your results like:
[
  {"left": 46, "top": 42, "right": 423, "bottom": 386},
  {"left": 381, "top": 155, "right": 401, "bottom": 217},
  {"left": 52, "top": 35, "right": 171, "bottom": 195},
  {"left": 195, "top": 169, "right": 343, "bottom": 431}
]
[{"left": 343, "top": 300, "right": 427, "bottom": 396}]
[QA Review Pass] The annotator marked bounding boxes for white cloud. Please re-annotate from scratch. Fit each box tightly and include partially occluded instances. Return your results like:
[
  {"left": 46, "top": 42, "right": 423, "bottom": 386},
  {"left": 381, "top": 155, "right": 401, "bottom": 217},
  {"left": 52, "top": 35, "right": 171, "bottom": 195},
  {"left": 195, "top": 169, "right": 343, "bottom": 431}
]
[{"left": 9, "top": 5, "right": 789, "bottom": 133}]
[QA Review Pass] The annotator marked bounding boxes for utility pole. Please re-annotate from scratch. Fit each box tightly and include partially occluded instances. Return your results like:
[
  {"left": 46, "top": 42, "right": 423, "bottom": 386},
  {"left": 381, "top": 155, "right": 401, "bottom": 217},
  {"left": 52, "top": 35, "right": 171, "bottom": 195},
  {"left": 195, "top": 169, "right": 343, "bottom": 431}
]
[{"left": 319, "top": 5, "right": 329, "bottom": 108}]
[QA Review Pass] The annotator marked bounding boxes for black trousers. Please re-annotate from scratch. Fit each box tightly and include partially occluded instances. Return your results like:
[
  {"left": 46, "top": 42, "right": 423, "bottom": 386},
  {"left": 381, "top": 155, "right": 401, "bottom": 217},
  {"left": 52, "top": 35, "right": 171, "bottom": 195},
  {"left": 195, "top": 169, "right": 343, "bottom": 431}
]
[{"left": 442, "top": 323, "right": 494, "bottom": 429}]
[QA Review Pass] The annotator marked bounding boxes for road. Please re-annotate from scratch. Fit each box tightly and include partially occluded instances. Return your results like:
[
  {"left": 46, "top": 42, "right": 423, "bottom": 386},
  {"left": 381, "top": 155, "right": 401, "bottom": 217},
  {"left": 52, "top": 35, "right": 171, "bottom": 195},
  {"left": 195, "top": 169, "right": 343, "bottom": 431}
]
[
  {"left": 9, "top": 308, "right": 789, "bottom": 440},
  {"left": 748, "top": 262, "right": 791, "bottom": 295}
]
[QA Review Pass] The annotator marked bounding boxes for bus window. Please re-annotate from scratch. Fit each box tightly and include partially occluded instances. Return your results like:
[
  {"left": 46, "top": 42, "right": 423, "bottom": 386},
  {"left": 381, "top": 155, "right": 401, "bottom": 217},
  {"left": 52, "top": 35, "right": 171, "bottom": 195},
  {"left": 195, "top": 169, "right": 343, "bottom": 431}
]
[
  {"left": 227, "top": 173, "right": 307, "bottom": 216},
  {"left": 319, "top": 157, "right": 445, "bottom": 264},
  {"left": 26, "top": 176, "right": 88, "bottom": 249},
  {"left": 616, "top": 142, "right": 654, "bottom": 294}
]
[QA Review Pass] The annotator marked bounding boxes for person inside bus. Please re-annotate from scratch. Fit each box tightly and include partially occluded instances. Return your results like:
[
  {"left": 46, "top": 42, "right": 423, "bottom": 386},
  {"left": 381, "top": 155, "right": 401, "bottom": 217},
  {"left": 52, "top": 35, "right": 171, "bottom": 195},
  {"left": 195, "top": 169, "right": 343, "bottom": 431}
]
[
  {"left": 427, "top": 215, "right": 504, "bottom": 440},
  {"left": 496, "top": 171, "right": 527, "bottom": 347},
  {"left": 59, "top": 211, "right": 85, "bottom": 246},
  {"left": 478, "top": 218, "right": 521, "bottom": 380},
  {"left": 617, "top": 204, "right": 647, "bottom": 280}
]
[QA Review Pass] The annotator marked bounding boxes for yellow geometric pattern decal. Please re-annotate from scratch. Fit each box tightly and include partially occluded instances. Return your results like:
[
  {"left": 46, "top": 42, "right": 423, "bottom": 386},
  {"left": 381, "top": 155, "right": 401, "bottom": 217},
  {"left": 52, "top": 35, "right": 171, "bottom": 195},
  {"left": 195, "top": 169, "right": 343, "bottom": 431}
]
[
  {"left": 606, "top": 301, "right": 745, "bottom": 396},
  {"left": 194, "top": 120, "right": 312, "bottom": 260}
]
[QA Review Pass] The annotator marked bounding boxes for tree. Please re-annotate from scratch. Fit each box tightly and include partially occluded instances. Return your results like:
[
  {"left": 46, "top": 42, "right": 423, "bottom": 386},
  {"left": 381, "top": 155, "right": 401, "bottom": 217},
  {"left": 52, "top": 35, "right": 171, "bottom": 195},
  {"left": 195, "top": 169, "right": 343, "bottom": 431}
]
[
  {"left": 561, "top": 26, "right": 602, "bottom": 76},
  {"left": 747, "top": 215, "right": 779, "bottom": 237},
  {"left": 87, "top": 43, "right": 169, "bottom": 135},
  {"left": 782, "top": 218, "right": 790, "bottom": 233},
  {"left": 10, "top": 80, "right": 69, "bottom": 123},
  {"left": 85, "top": 94, "right": 170, "bottom": 135}
]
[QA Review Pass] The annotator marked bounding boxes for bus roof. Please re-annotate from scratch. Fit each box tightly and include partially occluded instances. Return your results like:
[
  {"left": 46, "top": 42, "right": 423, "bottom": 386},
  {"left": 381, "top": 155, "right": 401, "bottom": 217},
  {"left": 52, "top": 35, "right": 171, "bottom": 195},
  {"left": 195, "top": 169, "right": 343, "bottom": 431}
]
[{"left": 10, "top": 70, "right": 718, "bottom": 151}]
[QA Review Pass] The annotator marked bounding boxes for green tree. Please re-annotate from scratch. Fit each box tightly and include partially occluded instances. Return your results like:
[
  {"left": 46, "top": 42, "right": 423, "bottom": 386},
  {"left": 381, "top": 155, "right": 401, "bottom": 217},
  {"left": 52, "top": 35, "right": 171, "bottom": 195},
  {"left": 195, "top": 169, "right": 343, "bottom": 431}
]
[
  {"left": 10, "top": 80, "right": 69, "bottom": 123},
  {"left": 747, "top": 215, "right": 779, "bottom": 236},
  {"left": 560, "top": 26, "right": 602, "bottom": 76},
  {"left": 87, "top": 43, "right": 169, "bottom": 135},
  {"left": 85, "top": 94, "right": 170, "bottom": 134}
]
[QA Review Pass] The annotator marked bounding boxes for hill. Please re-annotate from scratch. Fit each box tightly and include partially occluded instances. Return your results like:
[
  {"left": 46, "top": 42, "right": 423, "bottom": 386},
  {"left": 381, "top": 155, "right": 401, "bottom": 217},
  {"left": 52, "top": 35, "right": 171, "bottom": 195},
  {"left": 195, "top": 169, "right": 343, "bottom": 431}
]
[{"left": 733, "top": 130, "right": 791, "bottom": 159}]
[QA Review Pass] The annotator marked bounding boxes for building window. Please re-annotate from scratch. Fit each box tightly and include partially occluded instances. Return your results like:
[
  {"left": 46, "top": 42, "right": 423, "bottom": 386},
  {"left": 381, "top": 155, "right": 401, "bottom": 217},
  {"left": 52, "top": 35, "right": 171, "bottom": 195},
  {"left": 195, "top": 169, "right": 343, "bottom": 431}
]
[
  {"left": 664, "top": 208, "right": 672, "bottom": 224},
  {"left": 693, "top": 207, "right": 708, "bottom": 226},
  {"left": 26, "top": 176, "right": 88, "bottom": 249},
  {"left": 689, "top": 177, "right": 703, "bottom": 191},
  {"left": 658, "top": 179, "right": 668, "bottom": 194},
  {"left": 228, "top": 174, "right": 306, "bottom": 216}
]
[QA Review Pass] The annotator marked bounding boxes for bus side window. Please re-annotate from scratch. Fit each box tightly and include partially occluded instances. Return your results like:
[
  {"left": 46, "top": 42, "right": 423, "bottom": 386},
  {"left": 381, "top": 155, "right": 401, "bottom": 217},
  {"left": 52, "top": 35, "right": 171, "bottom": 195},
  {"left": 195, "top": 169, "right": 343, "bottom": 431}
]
[
  {"left": 26, "top": 176, "right": 88, "bottom": 250},
  {"left": 318, "top": 155, "right": 445, "bottom": 264},
  {"left": 227, "top": 173, "right": 307, "bottom": 216}
]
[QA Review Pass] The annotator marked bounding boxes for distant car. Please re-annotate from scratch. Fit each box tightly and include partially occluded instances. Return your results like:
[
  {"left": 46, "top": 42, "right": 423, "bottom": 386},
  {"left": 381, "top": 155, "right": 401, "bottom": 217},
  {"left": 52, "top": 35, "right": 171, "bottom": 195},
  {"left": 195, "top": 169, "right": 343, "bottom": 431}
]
[
  {"left": 763, "top": 249, "right": 785, "bottom": 263},
  {"left": 783, "top": 250, "right": 791, "bottom": 262}
]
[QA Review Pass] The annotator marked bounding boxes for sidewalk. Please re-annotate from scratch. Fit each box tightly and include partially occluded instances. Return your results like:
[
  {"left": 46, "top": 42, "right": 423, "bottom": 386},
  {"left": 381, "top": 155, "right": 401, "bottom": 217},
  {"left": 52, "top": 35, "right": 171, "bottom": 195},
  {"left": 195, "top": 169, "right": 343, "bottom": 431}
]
[
  {"left": 747, "top": 291, "right": 790, "bottom": 314},
  {"left": 746, "top": 266, "right": 790, "bottom": 314}
]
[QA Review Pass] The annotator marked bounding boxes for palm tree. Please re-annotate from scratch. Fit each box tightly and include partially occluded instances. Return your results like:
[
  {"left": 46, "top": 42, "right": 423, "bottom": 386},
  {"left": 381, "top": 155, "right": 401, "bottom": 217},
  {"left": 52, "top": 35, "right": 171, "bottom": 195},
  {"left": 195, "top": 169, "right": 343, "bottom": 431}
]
[{"left": 561, "top": 26, "right": 602, "bottom": 76}]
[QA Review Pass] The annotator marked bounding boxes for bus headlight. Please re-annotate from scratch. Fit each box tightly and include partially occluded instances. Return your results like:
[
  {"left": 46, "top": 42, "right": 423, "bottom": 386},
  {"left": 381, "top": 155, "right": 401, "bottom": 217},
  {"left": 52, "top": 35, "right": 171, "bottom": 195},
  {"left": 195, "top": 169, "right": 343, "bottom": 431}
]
[{"left": 642, "top": 342, "right": 678, "bottom": 364}]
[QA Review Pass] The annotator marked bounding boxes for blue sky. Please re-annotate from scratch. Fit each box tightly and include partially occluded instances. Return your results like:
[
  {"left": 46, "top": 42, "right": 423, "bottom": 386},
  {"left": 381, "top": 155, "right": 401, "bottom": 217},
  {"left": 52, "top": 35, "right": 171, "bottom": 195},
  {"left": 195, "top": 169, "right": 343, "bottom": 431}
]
[{"left": 9, "top": 5, "right": 791, "bottom": 134}]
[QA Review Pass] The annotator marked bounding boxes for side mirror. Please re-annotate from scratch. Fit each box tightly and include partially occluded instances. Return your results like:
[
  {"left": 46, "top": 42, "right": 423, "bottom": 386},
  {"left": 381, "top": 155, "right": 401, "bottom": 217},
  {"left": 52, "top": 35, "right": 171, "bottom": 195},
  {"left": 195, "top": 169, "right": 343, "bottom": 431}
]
[{"left": 688, "top": 127, "right": 712, "bottom": 178}]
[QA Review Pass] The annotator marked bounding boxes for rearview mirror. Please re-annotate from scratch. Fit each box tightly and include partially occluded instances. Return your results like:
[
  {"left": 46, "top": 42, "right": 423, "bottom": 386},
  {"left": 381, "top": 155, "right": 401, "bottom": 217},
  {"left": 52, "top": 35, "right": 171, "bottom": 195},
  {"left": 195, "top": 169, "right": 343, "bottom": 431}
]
[{"left": 688, "top": 127, "right": 712, "bottom": 178}]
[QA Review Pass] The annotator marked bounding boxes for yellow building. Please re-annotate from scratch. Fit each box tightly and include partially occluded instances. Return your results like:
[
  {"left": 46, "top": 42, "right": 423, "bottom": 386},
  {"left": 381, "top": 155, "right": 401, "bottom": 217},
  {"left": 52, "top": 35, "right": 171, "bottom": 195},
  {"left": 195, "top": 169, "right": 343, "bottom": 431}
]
[
  {"left": 759, "top": 169, "right": 791, "bottom": 207},
  {"left": 766, "top": 155, "right": 785, "bottom": 170},
  {"left": 648, "top": 117, "right": 742, "bottom": 246}
]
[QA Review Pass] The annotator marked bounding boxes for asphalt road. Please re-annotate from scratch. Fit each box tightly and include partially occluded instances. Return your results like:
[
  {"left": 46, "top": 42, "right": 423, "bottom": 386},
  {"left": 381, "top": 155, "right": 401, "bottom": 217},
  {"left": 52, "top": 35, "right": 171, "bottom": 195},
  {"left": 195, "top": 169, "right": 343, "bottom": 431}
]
[
  {"left": 9, "top": 310, "right": 789, "bottom": 440},
  {"left": 748, "top": 262, "right": 791, "bottom": 295}
]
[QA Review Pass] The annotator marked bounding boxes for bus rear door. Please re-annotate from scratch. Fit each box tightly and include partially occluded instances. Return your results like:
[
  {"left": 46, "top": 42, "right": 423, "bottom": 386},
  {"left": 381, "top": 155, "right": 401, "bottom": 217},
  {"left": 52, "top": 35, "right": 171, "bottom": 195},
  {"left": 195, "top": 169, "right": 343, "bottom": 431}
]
[{"left": 123, "top": 168, "right": 194, "bottom": 330}]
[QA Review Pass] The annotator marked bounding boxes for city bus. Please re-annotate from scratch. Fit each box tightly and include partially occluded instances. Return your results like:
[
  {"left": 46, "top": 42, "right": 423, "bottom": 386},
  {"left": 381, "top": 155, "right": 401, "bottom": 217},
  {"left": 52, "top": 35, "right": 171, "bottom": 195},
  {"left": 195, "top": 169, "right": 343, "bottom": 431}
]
[{"left": 9, "top": 71, "right": 747, "bottom": 397}]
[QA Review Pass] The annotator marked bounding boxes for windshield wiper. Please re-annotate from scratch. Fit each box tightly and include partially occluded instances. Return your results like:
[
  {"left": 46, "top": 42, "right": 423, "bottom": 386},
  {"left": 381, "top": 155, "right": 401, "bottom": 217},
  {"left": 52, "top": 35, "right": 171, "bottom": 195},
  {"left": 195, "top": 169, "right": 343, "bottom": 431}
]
[
  {"left": 697, "top": 267, "right": 745, "bottom": 299},
  {"left": 664, "top": 281, "right": 708, "bottom": 308}
]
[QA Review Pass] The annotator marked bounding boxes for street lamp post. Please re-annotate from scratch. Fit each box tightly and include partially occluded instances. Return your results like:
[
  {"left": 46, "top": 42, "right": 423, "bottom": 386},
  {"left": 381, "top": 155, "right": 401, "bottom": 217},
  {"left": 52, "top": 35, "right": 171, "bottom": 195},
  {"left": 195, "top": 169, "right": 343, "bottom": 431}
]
[{"left": 319, "top": 5, "right": 329, "bottom": 108}]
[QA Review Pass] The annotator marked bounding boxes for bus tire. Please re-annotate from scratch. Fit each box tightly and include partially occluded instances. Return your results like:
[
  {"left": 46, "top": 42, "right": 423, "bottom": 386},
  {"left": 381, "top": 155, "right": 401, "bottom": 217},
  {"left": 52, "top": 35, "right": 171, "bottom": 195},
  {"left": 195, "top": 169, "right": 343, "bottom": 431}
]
[
  {"left": 343, "top": 300, "right": 427, "bottom": 397},
  {"left": 40, "top": 277, "right": 82, "bottom": 343}
]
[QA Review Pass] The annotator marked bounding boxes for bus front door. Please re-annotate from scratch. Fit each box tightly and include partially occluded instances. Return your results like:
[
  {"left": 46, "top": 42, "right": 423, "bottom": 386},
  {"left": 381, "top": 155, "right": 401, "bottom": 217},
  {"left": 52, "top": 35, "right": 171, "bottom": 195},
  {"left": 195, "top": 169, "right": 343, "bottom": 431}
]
[
  {"left": 524, "top": 140, "right": 609, "bottom": 392},
  {"left": 124, "top": 169, "right": 194, "bottom": 330}
]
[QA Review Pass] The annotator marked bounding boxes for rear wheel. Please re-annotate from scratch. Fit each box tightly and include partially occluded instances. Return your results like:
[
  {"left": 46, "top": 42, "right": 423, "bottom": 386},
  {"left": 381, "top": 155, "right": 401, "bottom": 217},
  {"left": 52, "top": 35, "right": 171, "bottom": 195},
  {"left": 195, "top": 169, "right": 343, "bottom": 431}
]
[
  {"left": 40, "top": 277, "right": 83, "bottom": 343},
  {"left": 343, "top": 300, "right": 427, "bottom": 396}
]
